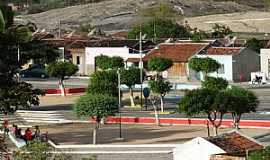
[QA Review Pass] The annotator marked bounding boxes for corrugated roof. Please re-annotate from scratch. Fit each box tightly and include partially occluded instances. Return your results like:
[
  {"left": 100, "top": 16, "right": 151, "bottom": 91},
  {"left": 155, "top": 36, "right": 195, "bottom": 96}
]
[{"left": 143, "top": 43, "right": 209, "bottom": 62}]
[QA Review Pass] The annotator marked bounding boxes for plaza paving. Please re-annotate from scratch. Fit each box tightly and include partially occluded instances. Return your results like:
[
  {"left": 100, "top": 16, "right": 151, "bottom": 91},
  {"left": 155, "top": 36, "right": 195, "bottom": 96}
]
[{"left": 39, "top": 123, "right": 270, "bottom": 145}]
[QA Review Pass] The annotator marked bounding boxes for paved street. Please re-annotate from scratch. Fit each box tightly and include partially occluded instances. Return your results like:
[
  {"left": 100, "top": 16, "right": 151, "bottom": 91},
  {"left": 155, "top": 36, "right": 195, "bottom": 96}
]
[{"left": 22, "top": 78, "right": 89, "bottom": 89}]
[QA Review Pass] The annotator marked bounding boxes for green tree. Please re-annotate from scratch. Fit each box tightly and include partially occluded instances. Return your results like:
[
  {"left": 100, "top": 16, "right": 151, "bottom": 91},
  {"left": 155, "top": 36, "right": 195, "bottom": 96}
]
[
  {"left": 0, "top": 82, "right": 43, "bottom": 112},
  {"left": 87, "top": 70, "right": 118, "bottom": 97},
  {"left": 211, "top": 23, "right": 232, "bottom": 38},
  {"left": 202, "top": 76, "right": 228, "bottom": 90},
  {"left": 0, "top": 5, "right": 59, "bottom": 113},
  {"left": 128, "top": 18, "right": 190, "bottom": 40},
  {"left": 148, "top": 57, "right": 173, "bottom": 77},
  {"left": 95, "top": 55, "right": 124, "bottom": 70},
  {"left": 13, "top": 140, "right": 72, "bottom": 160},
  {"left": 120, "top": 67, "right": 142, "bottom": 107},
  {"left": 74, "top": 94, "right": 118, "bottom": 144},
  {"left": 149, "top": 79, "right": 171, "bottom": 112},
  {"left": 13, "top": 140, "right": 52, "bottom": 160},
  {"left": 188, "top": 57, "right": 220, "bottom": 80},
  {"left": 191, "top": 28, "right": 209, "bottom": 42},
  {"left": 46, "top": 61, "right": 78, "bottom": 96},
  {"left": 246, "top": 38, "right": 264, "bottom": 53},
  {"left": 248, "top": 146, "right": 270, "bottom": 160},
  {"left": 179, "top": 88, "right": 228, "bottom": 136},
  {"left": 226, "top": 86, "right": 259, "bottom": 129},
  {"left": 0, "top": 5, "right": 13, "bottom": 29},
  {"left": 0, "top": 9, "right": 4, "bottom": 32}
]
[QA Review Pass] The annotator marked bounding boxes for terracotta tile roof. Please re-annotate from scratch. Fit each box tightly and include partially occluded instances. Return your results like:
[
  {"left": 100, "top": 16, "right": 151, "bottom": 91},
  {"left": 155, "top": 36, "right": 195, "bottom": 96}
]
[
  {"left": 207, "top": 131, "right": 263, "bottom": 155},
  {"left": 143, "top": 43, "right": 209, "bottom": 62},
  {"left": 204, "top": 47, "right": 243, "bottom": 55}
]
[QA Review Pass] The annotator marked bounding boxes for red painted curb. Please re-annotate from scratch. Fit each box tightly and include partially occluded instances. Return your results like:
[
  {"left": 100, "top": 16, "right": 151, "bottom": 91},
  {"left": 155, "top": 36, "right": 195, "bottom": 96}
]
[
  {"left": 90, "top": 117, "right": 270, "bottom": 128},
  {"left": 45, "top": 88, "right": 86, "bottom": 94}
]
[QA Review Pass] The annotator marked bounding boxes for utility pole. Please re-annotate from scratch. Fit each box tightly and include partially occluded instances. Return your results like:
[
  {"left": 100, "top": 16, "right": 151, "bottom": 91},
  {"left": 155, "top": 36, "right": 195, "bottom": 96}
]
[
  {"left": 139, "top": 25, "right": 143, "bottom": 111},
  {"left": 117, "top": 68, "right": 122, "bottom": 139},
  {"left": 17, "top": 44, "right": 20, "bottom": 82},
  {"left": 58, "top": 20, "right": 61, "bottom": 38}
]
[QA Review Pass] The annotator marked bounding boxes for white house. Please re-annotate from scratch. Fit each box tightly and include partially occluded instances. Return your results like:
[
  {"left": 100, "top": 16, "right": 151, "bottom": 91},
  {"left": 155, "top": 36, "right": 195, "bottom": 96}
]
[
  {"left": 85, "top": 47, "right": 145, "bottom": 74},
  {"left": 260, "top": 48, "right": 270, "bottom": 79},
  {"left": 173, "top": 137, "right": 225, "bottom": 160},
  {"left": 173, "top": 131, "right": 263, "bottom": 160},
  {"left": 196, "top": 46, "right": 260, "bottom": 82}
]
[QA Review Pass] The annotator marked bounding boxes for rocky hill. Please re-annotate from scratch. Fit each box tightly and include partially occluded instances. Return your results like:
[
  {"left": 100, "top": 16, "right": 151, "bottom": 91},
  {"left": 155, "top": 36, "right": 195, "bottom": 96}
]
[{"left": 17, "top": 0, "right": 270, "bottom": 34}]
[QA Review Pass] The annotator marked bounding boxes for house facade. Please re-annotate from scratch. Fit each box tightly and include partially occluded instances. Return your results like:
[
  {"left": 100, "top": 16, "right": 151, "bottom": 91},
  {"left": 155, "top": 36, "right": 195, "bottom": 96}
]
[
  {"left": 260, "top": 48, "right": 270, "bottom": 79},
  {"left": 197, "top": 47, "right": 260, "bottom": 82},
  {"left": 143, "top": 42, "right": 209, "bottom": 82}
]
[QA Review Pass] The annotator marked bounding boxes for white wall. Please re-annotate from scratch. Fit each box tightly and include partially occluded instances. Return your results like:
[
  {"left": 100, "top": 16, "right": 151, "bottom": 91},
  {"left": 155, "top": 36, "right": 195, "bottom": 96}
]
[
  {"left": 173, "top": 137, "right": 226, "bottom": 160},
  {"left": 85, "top": 47, "right": 145, "bottom": 73},
  {"left": 260, "top": 49, "right": 270, "bottom": 79},
  {"left": 196, "top": 55, "right": 233, "bottom": 81}
]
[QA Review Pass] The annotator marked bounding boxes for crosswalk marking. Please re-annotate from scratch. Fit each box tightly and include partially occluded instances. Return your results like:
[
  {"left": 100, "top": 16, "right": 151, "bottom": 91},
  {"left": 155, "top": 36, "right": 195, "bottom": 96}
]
[{"left": 16, "top": 110, "right": 72, "bottom": 124}]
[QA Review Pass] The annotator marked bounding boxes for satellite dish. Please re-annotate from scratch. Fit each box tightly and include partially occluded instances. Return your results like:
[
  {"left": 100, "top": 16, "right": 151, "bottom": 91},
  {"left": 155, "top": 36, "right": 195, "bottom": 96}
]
[
  {"left": 87, "top": 28, "right": 96, "bottom": 37},
  {"left": 67, "top": 30, "right": 75, "bottom": 38},
  {"left": 142, "top": 34, "right": 147, "bottom": 40},
  {"left": 165, "top": 38, "right": 171, "bottom": 43},
  {"left": 32, "top": 29, "right": 40, "bottom": 36},
  {"left": 41, "top": 29, "right": 46, "bottom": 33}
]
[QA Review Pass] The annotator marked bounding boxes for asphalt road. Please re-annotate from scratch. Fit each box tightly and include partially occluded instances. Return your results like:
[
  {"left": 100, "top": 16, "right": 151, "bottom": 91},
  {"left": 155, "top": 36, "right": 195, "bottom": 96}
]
[
  {"left": 24, "top": 78, "right": 270, "bottom": 118},
  {"left": 22, "top": 77, "right": 89, "bottom": 89}
]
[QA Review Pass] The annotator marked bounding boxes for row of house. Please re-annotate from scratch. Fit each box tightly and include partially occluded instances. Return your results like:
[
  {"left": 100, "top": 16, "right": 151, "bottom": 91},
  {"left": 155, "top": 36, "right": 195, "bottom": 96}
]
[{"left": 38, "top": 33, "right": 267, "bottom": 83}]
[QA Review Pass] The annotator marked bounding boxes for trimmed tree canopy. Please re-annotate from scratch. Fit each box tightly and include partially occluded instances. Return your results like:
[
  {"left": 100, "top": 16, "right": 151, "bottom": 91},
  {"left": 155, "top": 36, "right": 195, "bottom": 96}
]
[
  {"left": 74, "top": 94, "right": 118, "bottom": 121},
  {"left": 87, "top": 70, "right": 118, "bottom": 97},
  {"left": 120, "top": 67, "right": 142, "bottom": 88},
  {"left": 95, "top": 55, "right": 124, "bottom": 70},
  {"left": 148, "top": 57, "right": 173, "bottom": 72},
  {"left": 46, "top": 61, "right": 78, "bottom": 80},
  {"left": 149, "top": 79, "right": 171, "bottom": 97},
  {"left": 227, "top": 86, "right": 258, "bottom": 114},
  {"left": 189, "top": 57, "right": 220, "bottom": 74},
  {"left": 178, "top": 88, "right": 217, "bottom": 116},
  {"left": 202, "top": 76, "right": 228, "bottom": 90}
]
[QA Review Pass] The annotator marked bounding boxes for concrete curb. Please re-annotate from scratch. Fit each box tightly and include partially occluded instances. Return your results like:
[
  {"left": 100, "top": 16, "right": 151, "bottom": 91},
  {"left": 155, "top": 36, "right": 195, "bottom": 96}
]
[
  {"left": 100, "top": 117, "right": 270, "bottom": 128},
  {"left": 45, "top": 88, "right": 86, "bottom": 95}
]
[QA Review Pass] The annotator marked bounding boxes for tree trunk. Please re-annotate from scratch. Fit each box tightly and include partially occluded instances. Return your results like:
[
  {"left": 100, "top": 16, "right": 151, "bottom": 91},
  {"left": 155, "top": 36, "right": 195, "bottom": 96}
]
[
  {"left": 206, "top": 120, "right": 210, "bottom": 137},
  {"left": 92, "top": 122, "right": 99, "bottom": 145},
  {"left": 235, "top": 114, "right": 241, "bottom": 130},
  {"left": 129, "top": 88, "right": 135, "bottom": 107},
  {"left": 213, "top": 126, "right": 218, "bottom": 136},
  {"left": 151, "top": 97, "right": 160, "bottom": 126},
  {"left": 59, "top": 79, "right": 65, "bottom": 97},
  {"left": 160, "top": 96, "right": 164, "bottom": 113}
]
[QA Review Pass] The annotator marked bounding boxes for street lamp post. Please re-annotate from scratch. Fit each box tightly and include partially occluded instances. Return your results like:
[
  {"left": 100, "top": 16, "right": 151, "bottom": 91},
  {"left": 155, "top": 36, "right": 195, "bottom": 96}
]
[
  {"left": 139, "top": 27, "right": 143, "bottom": 111},
  {"left": 17, "top": 44, "right": 20, "bottom": 82},
  {"left": 117, "top": 68, "right": 122, "bottom": 139}
]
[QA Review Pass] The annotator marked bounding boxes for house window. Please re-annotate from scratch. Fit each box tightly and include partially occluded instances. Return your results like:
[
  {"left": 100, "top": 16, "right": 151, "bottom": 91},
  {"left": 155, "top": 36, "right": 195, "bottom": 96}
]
[
  {"left": 76, "top": 56, "right": 80, "bottom": 65},
  {"left": 218, "top": 64, "right": 225, "bottom": 74}
]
